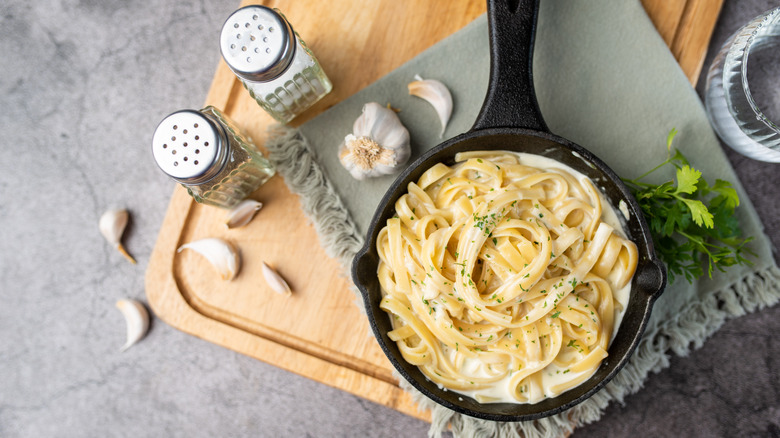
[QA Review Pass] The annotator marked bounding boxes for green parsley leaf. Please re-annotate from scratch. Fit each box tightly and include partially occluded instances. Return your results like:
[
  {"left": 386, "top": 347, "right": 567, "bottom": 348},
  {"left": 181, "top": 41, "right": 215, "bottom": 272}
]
[
  {"left": 622, "top": 129, "right": 753, "bottom": 283},
  {"left": 674, "top": 165, "right": 700, "bottom": 195},
  {"left": 681, "top": 198, "right": 714, "bottom": 228}
]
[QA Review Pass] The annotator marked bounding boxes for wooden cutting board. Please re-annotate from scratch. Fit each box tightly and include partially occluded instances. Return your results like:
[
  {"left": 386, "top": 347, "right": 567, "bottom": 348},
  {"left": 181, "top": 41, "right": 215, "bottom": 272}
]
[{"left": 146, "top": 0, "right": 722, "bottom": 424}]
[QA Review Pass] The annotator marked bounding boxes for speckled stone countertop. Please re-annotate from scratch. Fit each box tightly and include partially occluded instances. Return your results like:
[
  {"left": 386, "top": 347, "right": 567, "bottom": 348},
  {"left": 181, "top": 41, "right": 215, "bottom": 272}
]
[{"left": 1, "top": 1, "right": 777, "bottom": 437}]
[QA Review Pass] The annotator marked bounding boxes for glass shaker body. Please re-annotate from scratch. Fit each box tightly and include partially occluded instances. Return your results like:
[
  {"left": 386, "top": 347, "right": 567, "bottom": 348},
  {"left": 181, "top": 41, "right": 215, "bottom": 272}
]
[
  {"left": 152, "top": 106, "right": 275, "bottom": 208},
  {"left": 220, "top": 6, "right": 332, "bottom": 124}
]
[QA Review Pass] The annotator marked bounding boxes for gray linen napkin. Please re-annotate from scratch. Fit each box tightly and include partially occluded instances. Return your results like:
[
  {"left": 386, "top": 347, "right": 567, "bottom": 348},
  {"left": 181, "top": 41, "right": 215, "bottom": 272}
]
[{"left": 266, "top": 1, "right": 780, "bottom": 436}]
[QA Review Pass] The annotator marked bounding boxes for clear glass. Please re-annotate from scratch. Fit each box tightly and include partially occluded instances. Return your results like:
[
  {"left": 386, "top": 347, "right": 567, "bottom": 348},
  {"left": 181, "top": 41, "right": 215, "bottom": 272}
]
[
  {"left": 241, "top": 35, "right": 333, "bottom": 123},
  {"left": 705, "top": 7, "right": 780, "bottom": 163},
  {"left": 185, "top": 106, "right": 275, "bottom": 208}
]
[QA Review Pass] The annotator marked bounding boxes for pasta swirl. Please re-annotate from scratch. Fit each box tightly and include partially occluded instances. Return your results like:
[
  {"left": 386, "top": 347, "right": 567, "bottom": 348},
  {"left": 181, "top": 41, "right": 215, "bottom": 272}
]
[{"left": 377, "top": 151, "right": 638, "bottom": 403}]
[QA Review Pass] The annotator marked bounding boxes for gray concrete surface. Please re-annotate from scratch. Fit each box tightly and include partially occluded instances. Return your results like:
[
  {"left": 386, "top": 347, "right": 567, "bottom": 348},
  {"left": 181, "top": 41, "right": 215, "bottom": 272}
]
[{"left": 1, "top": 1, "right": 777, "bottom": 437}]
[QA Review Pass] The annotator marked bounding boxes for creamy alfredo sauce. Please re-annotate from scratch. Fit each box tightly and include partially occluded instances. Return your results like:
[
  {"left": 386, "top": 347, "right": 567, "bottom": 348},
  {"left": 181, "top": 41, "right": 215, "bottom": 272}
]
[{"left": 430, "top": 152, "right": 633, "bottom": 404}]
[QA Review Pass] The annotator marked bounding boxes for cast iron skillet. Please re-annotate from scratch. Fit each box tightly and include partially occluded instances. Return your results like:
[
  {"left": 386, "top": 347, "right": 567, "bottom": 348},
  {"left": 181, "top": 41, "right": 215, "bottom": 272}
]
[{"left": 352, "top": 0, "right": 667, "bottom": 422}]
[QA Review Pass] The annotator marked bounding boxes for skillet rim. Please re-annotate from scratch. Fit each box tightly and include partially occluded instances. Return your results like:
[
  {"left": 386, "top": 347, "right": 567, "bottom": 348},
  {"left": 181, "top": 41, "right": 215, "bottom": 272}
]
[{"left": 351, "top": 126, "right": 666, "bottom": 421}]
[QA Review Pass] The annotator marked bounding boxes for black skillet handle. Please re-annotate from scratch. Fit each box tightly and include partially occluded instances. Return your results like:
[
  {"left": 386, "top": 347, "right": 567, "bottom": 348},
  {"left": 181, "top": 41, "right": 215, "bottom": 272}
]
[{"left": 471, "top": 0, "right": 548, "bottom": 133}]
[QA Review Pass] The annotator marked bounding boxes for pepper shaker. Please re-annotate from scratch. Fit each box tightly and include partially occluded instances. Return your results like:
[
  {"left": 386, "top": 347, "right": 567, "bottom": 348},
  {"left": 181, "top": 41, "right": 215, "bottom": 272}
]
[
  {"left": 220, "top": 5, "right": 333, "bottom": 123},
  {"left": 152, "top": 106, "right": 275, "bottom": 208}
]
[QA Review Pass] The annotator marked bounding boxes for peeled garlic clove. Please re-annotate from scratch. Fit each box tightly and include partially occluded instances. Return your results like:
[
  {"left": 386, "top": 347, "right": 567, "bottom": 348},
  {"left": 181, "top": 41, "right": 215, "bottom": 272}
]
[
  {"left": 178, "top": 238, "right": 240, "bottom": 280},
  {"left": 116, "top": 299, "right": 149, "bottom": 352},
  {"left": 262, "top": 262, "right": 292, "bottom": 296},
  {"left": 99, "top": 209, "right": 136, "bottom": 264},
  {"left": 339, "top": 102, "right": 411, "bottom": 180},
  {"left": 408, "top": 75, "right": 453, "bottom": 137},
  {"left": 225, "top": 200, "right": 263, "bottom": 229}
]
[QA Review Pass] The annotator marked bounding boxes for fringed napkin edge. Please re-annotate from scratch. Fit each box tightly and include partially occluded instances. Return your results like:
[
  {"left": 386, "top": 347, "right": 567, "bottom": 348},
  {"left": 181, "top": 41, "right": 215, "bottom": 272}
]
[{"left": 265, "top": 124, "right": 780, "bottom": 438}]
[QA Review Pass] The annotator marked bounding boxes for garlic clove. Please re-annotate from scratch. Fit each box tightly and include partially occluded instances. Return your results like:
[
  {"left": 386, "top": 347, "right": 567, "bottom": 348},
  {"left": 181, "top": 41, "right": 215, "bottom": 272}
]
[
  {"left": 99, "top": 209, "right": 136, "bottom": 264},
  {"left": 340, "top": 102, "right": 411, "bottom": 180},
  {"left": 262, "top": 262, "right": 292, "bottom": 296},
  {"left": 408, "top": 75, "right": 453, "bottom": 138},
  {"left": 116, "top": 299, "right": 150, "bottom": 352},
  {"left": 178, "top": 238, "right": 240, "bottom": 280},
  {"left": 225, "top": 199, "right": 263, "bottom": 229}
]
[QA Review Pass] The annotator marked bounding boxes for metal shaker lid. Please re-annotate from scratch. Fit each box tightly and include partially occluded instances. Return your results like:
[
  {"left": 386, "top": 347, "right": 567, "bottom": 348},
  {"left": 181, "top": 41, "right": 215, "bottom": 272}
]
[
  {"left": 151, "top": 110, "right": 226, "bottom": 184},
  {"left": 220, "top": 5, "right": 296, "bottom": 82}
]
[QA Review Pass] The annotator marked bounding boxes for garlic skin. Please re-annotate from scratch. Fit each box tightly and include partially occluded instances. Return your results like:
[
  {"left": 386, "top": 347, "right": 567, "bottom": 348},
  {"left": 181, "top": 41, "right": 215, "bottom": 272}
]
[
  {"left": 339, "top": 102, "right": 411, "bottom": 180},
  {"left": 408, "top": 75, "right": 453, "bottom": 137},
  {"left": 225, "top": 199, "right": 263, "bottom": 229},
  {"left": 262, "top": 262, "right": 292, "bottom": 296},
  {"left": 116, "top": 299, "right": 149, "bottom": 352},
  {"left": 99, "top": 209, "right": 136, "bottom": 264},
  {"left": 178, "top": 238, "right": 240, "bottom": 280}
]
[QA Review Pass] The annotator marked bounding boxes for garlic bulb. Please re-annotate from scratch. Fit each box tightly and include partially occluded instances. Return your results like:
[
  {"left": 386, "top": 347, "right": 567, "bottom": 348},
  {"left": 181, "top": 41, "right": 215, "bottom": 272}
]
[
  {"left": 408, "top": 75, "right": 453, "bottom": 138},
  {"left": 262, "top": 262, "right": 292, "bottom": 296},
  {"left": 225, "top": 199, "right": 263, "bottom": 229},
  {"left": 339, "top": 102, "right": 411, "bottom": 180},
  {"left": 99, "top": 209, "right": 136, "bottom": 264},
  {"left": 177, "top": 238, "right": 240, "bottom": 280},
  {"left": 116, "top": 299, "right": 149, "bottom": 352}
]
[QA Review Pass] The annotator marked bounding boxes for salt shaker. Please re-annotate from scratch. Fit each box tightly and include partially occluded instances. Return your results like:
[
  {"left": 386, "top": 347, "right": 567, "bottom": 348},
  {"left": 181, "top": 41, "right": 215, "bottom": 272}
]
[
  {"left": 220, "top": 5, "right": 333, "bottom": 123},
  {"left": 152, "top": 106, "right": 275, "bottom": 208}
]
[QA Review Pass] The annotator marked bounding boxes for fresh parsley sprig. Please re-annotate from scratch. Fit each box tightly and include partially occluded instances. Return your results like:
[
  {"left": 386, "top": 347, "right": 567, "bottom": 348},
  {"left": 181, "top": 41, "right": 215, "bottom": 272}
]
[{"left": 622, "top": 129, "right": 754, "bottom": 283}]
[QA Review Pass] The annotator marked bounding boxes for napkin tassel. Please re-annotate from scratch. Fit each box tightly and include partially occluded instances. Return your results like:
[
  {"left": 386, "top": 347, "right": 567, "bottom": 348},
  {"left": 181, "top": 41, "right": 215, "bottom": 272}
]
[{"left": 265, "top": 125, "right": 366, "bottom": 310}]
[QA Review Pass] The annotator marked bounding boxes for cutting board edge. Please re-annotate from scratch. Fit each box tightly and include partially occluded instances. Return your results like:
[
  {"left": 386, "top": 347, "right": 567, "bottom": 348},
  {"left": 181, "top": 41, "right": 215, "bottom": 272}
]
[{"left": 144, "top": 186, "right": 430, "bottom": 422}]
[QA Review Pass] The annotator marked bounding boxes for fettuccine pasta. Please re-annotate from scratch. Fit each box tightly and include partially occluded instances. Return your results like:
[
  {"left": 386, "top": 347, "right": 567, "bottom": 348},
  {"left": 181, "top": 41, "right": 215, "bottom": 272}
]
[{"left": 377, "top": 151, "right": 638, "bottom": 403}]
